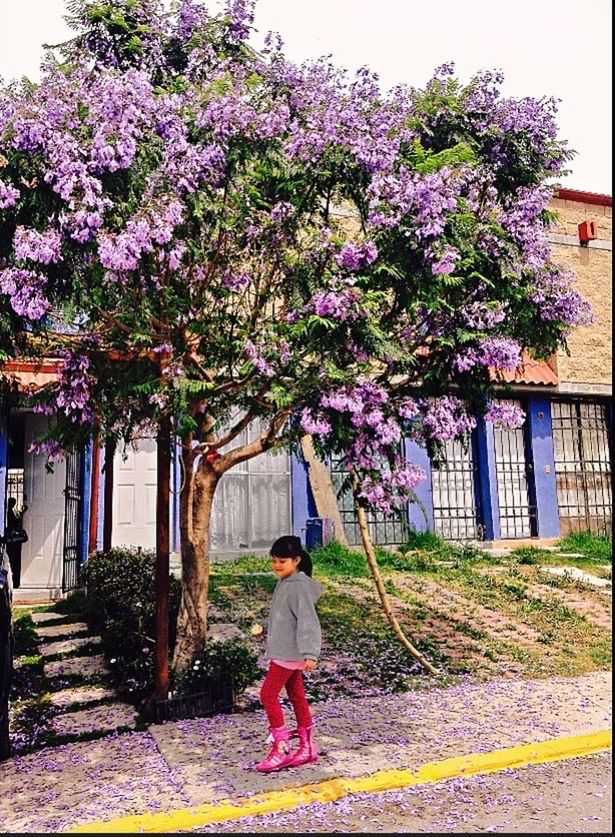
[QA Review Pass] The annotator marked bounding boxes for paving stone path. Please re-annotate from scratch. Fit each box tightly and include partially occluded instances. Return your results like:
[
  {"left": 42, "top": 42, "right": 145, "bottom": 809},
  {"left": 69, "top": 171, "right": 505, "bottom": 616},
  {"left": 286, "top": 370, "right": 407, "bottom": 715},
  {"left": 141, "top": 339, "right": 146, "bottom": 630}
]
[{"left": 32, "top": 610, "right": 139, "bottom": 743}]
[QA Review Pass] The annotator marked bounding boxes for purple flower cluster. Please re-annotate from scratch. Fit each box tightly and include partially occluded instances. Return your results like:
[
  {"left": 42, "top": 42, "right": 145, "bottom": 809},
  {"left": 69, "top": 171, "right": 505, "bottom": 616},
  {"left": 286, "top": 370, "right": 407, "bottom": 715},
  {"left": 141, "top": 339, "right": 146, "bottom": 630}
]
[
  {"left": 422, "top": 396, "right": 477, "bottom": 442},
  {"left": 13, "top": 226, "right": 63, "bottom": 264},
  {"left": 530, "top": 266, "right": 593, "bottom": 327},
  {"left": 306, "top": 284, "right": 366, "bottom": 322},
  {"left": 454, "top": 336, "right": 522, "bottom": 373},
  {"left": 0, "top": 179, "right": 19, "bottom": 208},
  {"left": 484, "top": 400, "right": 525, "bottom": 429},
  {"left": 50, "top": 350, "right": 95, "bottom": 426},
  {"left": 0, "top": 266, "right": 50, "bottom": 319},
  {"left": 243, "top": 339, "right": 275, "bottom": 378},
  {"left": 335, "top": 241, "right": 378, "bottom": 271}
]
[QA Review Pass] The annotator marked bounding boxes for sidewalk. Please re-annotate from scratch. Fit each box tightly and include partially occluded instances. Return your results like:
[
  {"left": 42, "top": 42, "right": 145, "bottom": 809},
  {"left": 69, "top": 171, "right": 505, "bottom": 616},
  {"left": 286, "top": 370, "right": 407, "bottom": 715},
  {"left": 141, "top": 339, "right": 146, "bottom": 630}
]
[{"left": 0, "top": 670, "right": 611, "bottom": 833}]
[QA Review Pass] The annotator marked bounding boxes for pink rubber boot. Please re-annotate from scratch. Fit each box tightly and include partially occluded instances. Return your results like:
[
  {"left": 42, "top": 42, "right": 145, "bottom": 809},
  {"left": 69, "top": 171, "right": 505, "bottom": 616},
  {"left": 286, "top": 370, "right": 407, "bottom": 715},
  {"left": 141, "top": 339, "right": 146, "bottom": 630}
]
[
  {"left": 256, "top": 726, "right": 294, "bottom": 773},
  {"left": 288, "top": 725, "right": 319, "bottom": 767}
]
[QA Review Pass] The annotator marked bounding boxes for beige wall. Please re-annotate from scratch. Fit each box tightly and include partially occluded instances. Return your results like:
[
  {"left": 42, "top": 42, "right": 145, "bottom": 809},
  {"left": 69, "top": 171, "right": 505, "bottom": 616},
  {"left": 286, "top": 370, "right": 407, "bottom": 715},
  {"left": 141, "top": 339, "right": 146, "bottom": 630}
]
[{"left": 549, "top": 197, "right": 612, "bottom": 390}]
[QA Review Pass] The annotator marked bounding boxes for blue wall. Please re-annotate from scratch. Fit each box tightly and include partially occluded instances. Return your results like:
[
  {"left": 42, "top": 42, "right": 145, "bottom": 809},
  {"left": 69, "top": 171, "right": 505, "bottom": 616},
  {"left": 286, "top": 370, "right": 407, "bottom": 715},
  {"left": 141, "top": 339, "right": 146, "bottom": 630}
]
[
  {"left": 290, "top": 451, "right": 316, "bottom": 542},
  {"left": 527, "top": 398, "right": 560, "bottom": 538},
  {"left": 79, "top": 441, "right": 93, "bottom": 565},
  {"left": 404, "top": 438, "right": 434, "bottom": 533},
  {"left": 474, "top": 418, "right": 501, "bottom": 541}
]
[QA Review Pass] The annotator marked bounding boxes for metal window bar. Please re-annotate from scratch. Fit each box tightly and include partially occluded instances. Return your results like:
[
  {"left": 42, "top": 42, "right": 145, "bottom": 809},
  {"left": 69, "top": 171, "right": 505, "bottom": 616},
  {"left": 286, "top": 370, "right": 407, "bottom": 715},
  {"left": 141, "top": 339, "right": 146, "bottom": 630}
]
[
  {"left": 431, "top": 436, "right": 481, "bottom": 542},
  {"left": 551, "top": 399, "right": 612, "bottom": 536},
  {"left": 5, "top": 469, "right": 25, "bottom": 519},
  {"left": 493, "top": 401, "right": 536, "bottom": 539},
  {"left": 62, "top": 450, "right": 83, "bottom": 592},
  {"left": 329, "top": 452, "right": 409, "bottom": 546}
]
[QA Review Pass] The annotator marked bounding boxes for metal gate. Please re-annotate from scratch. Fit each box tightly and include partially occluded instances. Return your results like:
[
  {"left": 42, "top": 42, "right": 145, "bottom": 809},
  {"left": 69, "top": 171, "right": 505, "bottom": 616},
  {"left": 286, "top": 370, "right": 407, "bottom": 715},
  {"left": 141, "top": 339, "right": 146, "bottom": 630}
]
[
  {"left": 551, "top": 399, "right": 612, "bottom": 536},
  {"left": 329, "top": 453, "right": 409, "bottom": 546},
  {"left": 493, "top": 401, "right": 536, "bottom": 539},
  {"left": 432, "top": 436, "right": 481, "bottom": 541},
  {"left": 62, "top": 450, "right": 83, "bottom": 592}
]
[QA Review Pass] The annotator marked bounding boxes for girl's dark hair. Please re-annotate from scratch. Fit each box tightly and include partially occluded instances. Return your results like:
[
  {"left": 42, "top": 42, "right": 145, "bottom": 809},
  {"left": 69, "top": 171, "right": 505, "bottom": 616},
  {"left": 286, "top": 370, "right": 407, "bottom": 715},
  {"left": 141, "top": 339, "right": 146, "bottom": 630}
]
[{"left": 270, "top": 535, "right": 313, "bottom": 577}]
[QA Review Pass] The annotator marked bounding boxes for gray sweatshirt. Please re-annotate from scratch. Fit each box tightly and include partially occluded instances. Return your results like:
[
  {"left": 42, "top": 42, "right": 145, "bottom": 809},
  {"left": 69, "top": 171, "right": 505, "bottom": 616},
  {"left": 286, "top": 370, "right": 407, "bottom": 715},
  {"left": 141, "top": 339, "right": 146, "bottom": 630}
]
[{"left": 265, "top": 571, "right": 324, "bottom": 661}]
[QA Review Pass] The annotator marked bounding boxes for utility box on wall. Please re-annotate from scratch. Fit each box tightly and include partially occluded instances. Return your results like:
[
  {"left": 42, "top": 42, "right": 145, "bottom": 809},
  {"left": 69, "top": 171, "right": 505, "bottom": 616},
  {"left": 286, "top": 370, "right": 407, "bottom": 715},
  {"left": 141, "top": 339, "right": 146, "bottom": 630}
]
[
  {"left": 578, "top": 220, "right": 597, "bottom": 244},
  {"left": 305, "top": 517, "right": 335, "bottom": 550}
]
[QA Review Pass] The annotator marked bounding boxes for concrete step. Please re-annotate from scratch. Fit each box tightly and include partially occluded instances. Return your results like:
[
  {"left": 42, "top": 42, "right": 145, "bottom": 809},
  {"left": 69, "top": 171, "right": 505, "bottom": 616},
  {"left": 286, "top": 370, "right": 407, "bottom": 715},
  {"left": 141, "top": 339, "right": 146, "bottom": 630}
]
[
  {"left": 50, "top": 702, "right": 139, "bottom": 737},
  {"left": 35, "top": 622, "right": 89, "bottom": 640},
  {"left": 543, "top": 566, "right": 612, "bottom": 591},
  {"left": 31, "top": 612, "right": 69, "bottom": 625},
  {"left": 48, "top": 686, "right": 117, "bottom": 710},
  {"left": 44, "top": 653, "right": 110, "bottom": 681},
  {"left": 38, "top": 635, "right": 102, "bottom": 658}
]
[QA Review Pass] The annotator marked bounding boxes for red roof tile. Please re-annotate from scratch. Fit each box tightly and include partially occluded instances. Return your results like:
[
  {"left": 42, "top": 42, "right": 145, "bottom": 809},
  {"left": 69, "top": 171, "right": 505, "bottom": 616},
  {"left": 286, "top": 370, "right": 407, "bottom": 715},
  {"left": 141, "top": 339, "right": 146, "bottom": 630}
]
[{"left": 490, "top": 352, "right": 559, "bottom": 386}]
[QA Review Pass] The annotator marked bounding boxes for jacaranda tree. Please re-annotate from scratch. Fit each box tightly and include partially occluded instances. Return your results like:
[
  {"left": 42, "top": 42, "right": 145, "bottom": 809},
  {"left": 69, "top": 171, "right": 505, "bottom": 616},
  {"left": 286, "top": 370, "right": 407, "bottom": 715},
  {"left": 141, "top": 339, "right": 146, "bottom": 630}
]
[{"left": 0, "top": 0, "right": 591, "bottom": 668}]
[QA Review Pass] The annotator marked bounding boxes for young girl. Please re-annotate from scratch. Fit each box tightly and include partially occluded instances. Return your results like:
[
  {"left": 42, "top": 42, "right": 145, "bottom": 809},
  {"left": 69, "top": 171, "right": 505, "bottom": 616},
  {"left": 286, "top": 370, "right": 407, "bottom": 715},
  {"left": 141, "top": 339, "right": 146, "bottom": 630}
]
[{"left": 256, "top": 535, "right": 323, "bottom": 773}]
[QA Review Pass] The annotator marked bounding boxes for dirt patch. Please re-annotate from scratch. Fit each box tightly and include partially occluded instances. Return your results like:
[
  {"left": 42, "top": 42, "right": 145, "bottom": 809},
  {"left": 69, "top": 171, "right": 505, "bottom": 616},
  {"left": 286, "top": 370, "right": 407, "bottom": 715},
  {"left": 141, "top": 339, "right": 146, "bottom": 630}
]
[
  {"left": 326, "top": 578, "right": 504, "bottom": 677},
  {"left": 525, "top": 583, "right": 612, "bottom": 631},
  {"left": 396, "top": 575, "right": 542, "bottom": 644}
]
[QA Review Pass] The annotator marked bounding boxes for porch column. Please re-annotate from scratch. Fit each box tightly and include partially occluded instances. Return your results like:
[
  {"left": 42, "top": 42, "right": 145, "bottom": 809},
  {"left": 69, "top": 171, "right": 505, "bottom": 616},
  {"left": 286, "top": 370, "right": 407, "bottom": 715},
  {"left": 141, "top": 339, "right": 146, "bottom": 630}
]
[
  {"left": 475, "top": 419, "right": 501, "bottom": 541},
  {"left": 527, "top": 398, "right": 560, "bottom": 538},
  {"left": 171, "top": 437, "right": 181, "bottom": 554},
  {"left": 0, "top": 413, "right": 8, "bottom": 537},
  {"left": 404, "top": 439, "right": 434, "bottom": 533}
]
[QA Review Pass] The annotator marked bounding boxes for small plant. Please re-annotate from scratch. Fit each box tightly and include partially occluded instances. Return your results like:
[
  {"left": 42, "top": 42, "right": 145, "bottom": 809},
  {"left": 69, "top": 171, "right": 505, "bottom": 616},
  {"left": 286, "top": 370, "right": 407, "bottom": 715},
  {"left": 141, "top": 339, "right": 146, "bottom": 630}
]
[
  {"left": 173, "top": 638, "right": 261, "bottom": 697},
  {"left": 558, "top": 531, "right": 612, "bottom": 564},
  {"left": 512, "top": 546, "right": 544, "bottom": 565}
]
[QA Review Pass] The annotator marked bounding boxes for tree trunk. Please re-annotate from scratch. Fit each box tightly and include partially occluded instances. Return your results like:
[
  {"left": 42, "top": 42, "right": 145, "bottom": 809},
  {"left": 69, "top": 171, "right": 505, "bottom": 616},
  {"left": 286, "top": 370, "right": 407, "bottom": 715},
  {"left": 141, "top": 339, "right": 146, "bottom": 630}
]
[
  {"left": 300, "top": 435, "right": 348, "bottom": 546},
  {"left": 351, "top": 472, "right": 439, "bottom": 676},
  {"left": 172, "top": 447, "right": 219, "bottom": 671},
  {"left": 171, "top": 410, "right": 289, "bottom": 672}
]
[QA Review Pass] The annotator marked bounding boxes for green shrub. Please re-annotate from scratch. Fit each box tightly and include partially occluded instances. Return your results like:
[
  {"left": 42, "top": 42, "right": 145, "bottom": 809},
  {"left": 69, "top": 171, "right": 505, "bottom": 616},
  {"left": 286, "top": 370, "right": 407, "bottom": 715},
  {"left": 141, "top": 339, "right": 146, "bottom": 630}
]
[
  {"left": 401, "top": 530, "right": 451, "bottom": 555},
  {"left": 53, "top": 587, "right": 88, "bottom": 614},
  {"left": 312, "top": 541, "right": 369, "bottom": 578},
  {"left": 173, "top": 638, "right": 261, "bottom": 696},
  {"left": 84, "top": 547, "right": 182, "bottom": 699}
]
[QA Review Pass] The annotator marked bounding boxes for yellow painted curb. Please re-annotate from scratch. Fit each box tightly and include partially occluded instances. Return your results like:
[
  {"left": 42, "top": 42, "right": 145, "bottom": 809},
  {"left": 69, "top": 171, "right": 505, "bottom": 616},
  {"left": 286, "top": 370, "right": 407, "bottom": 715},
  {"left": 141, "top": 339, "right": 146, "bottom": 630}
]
[{"left": 67, "top": 729, "right": 611, "bottom": 834}]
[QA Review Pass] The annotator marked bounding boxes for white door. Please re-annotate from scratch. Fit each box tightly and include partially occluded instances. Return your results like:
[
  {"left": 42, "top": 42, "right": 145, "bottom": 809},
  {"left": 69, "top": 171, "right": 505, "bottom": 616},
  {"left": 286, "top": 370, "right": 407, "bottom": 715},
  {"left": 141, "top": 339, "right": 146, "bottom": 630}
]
[
  {"left": 20, "top": 414, "right": 66, "bottom": 592},
  {"left": 112, "top": 438, "right": 158, "bottom": 549}
]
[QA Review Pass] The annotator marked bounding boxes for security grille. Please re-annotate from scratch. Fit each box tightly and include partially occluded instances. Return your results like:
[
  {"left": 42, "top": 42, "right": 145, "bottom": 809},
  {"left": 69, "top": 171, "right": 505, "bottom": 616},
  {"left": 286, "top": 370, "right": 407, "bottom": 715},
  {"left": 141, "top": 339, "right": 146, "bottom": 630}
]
[
  {"left": 493, "top": 401, "right": 536, "bottom": 539},
  {"left": 551, "top": 400, "right": 612, "bottom": 536},
  {"left": 6, "top": 469, "right": 25, "bottom": 516},
  {"left": 432, "top": 436, "right": 481, "bottom": 542},
  {"left": 62, "top": 450, "right": 83, "bottom": 592},
  {"left": 329, "top": 453, "right": 409, "bottom": 546}
]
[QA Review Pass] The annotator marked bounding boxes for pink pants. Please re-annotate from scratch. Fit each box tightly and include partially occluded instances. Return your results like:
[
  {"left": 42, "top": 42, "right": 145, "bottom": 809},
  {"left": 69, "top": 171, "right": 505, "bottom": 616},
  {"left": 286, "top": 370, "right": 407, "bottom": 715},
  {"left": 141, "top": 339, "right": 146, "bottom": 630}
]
[{"left": 259, "top": 661, "right": 313, "bottom": 729}]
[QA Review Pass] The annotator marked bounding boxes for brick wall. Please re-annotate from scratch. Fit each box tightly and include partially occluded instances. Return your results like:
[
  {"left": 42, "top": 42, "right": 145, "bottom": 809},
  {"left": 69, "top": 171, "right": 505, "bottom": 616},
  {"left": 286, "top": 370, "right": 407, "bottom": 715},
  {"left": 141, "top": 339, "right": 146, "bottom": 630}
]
[{"left": 549, "top": 196, "right": 612, "bottom": 389}]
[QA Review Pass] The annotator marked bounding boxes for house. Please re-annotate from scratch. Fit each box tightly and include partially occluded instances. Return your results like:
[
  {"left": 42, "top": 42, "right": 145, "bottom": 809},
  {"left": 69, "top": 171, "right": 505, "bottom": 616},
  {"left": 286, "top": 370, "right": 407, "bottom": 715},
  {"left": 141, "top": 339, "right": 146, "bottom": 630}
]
[{"left": 1, "top": 189, "right": 611, "bottom": 600}]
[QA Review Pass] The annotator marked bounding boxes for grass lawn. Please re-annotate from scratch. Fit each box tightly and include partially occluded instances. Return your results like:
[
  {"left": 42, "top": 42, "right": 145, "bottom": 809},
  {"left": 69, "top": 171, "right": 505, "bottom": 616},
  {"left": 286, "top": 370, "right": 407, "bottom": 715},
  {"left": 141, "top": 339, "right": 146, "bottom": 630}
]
[{"left": 207, "top": 530, "right": 611, "bottom": 705}]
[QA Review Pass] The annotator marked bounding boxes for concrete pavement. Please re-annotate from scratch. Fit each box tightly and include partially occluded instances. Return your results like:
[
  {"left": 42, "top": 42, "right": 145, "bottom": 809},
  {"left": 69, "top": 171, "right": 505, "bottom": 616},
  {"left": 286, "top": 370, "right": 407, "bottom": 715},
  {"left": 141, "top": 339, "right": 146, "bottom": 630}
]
[{"left": 0, "top": 670, "right": 611, "bottom": 833}]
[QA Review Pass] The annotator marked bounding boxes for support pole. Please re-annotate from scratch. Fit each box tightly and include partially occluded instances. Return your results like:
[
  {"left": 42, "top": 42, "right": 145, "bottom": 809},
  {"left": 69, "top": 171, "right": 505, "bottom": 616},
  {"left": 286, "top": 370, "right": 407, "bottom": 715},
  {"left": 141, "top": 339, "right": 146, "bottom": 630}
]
[
  {"left": 154, "top": 415, "right": 171, "bottom": 702},
  {"left": 102, "top": 439, "right": 115, "bottom": 553}
]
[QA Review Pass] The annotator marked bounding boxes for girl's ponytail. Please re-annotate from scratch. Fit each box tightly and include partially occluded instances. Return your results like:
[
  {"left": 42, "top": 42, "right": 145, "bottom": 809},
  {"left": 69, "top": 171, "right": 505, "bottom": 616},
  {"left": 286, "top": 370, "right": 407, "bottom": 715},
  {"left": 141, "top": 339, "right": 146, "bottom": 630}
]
[
  {"left": 298, "top": 551, "right": 313, "bottom": 577},
  {"left": 270, "top": 535, "right": 313, "bottom": 577}
]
